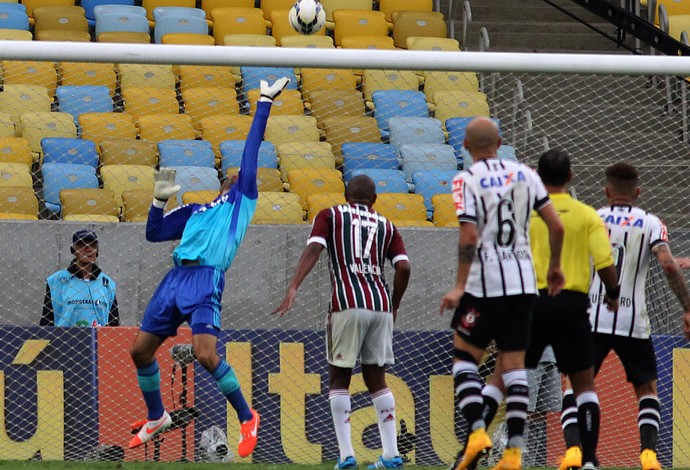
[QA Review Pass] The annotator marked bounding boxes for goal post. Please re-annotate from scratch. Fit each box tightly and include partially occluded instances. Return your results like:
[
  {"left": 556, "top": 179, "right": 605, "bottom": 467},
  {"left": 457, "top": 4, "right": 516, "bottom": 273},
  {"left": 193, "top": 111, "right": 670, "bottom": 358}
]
[{"left": 0, "top": 40, "right": 688, "bottom": 467}]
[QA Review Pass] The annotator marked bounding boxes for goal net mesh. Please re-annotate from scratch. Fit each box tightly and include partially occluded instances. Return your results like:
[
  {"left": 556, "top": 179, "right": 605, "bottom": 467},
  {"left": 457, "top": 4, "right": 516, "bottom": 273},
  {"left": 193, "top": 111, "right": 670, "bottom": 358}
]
[{"left": 0, "top": 44, "right": 688, "bottom": 468}]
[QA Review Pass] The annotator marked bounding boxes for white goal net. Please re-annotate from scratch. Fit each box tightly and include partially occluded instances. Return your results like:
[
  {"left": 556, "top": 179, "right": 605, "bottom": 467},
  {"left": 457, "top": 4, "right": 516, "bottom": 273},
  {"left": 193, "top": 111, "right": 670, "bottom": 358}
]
[{"left": 0, "top": 41, "right": 688, "bottom": 468}]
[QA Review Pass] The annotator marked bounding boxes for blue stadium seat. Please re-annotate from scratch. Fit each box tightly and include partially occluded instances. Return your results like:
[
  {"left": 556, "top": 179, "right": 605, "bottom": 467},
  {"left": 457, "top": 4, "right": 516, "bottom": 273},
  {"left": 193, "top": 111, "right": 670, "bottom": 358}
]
[
  {"left": 0, "top": 7, "right": 29, "bottom": 30},
  {"left": 153, "top": 13, "right": 208, "bottom": 43},
  {"left": 94, "top": 4, "right": 146, "bottom": 21},
  {"left": 351, "top": 168, "right": 409, "bottom": 193},
  {"left": 158, "top": 139, "right": 215, "bottom": 168},
  {"left": 389, "top": 116, "right": 445, "bottom": 150},
  {"left": 41, "top": 138, "right": 99, "bottom": 168},
  {"left": 0, "top": 4, "right": 27, "bottom": 12},
  {"left": 173, "top": 165, "right": 220, "bottom": 205},
  {"left": 372, "top": 90, "right": 429, "bottom": 140},
  {"left": 412, "top": 169, "right": 457, "bottom": 217},
  {"left": 41, "top": 163, "right": 99, "bottom": 215},
  {"left": 399, "top": 143, "right": 457, "bottom": 182},
  {"left": 460, "top": 143, "right": 518, "bottom": 169},
  {"left": 55, "top": 86, "right": 113, "bottom": 127},
  {"left": 239, "top": 67, "right": 298, "bottom": 96},
  {"left": 219, "top": 140, "right": 277, "bottom": 175},
  {"left": 83, "top": 0, "right": 136, "bottom": 28},
  {"left": 341, "top": 142, "right": 399, "bottom": 183},
  {"left": 153, "top": 6, "right": 206, "bottom": 21},
  {"left": 94, "top": 10, "right": 150, "bottom": 38},
  {"left": 446, "top": 117, "right": 502, "bottom": 162}
]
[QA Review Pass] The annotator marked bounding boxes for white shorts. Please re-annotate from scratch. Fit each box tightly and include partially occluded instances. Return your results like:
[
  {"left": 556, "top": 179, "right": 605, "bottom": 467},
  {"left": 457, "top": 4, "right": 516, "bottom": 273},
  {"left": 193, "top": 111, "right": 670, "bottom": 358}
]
[
  {"left": 327, "top": 308, "right": 394, "bottom": 368},
  {"left": 527, "top": 361, "right": 561, "bottom": 413}
]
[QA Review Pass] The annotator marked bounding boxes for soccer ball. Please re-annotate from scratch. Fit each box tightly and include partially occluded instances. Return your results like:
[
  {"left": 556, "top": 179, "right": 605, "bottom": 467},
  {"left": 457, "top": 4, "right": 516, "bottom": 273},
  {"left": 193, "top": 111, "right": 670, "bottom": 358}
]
[{"left": 288, "top": 0, "right": 326, "bottom": 35}]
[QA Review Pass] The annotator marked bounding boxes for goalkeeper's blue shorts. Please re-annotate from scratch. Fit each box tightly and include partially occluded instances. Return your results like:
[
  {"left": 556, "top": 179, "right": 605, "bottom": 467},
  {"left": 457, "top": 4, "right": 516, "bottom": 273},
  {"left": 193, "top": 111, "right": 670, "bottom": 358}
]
[{"left": 141, "top": 265, "right": 224, "bottom": 338}]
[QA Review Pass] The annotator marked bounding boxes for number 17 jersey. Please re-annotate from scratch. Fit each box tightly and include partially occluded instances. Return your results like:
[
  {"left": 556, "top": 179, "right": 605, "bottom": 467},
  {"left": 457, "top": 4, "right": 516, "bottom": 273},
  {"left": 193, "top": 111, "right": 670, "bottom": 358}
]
[{"left": 452, "top": 158, "right": 551, "bottom": 298}]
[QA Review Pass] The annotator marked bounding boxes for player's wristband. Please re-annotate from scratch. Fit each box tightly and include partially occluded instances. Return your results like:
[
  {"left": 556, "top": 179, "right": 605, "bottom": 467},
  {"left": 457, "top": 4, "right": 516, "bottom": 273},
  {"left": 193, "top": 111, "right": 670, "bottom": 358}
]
[
  {"left": 153, "top": 197, "right": 167, "bottom": 209},
  {"left": 606, "top": 285, "right": 620, "bottom": 300}
]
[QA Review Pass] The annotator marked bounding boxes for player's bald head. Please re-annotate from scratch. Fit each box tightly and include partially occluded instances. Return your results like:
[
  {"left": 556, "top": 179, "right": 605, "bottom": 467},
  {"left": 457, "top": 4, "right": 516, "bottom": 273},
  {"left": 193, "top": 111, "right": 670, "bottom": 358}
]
[
  {"left": 346, "top": 175, "right": 377, "bottom": 206},
  {"left": 464, "top": 117, "right": 501, "bottom": 157}
]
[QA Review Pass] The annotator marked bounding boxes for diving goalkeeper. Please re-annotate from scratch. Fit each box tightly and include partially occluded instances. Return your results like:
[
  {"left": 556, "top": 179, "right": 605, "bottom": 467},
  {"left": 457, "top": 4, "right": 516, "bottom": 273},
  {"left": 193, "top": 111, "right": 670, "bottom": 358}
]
[{"left": 127, "top": 77, "right": 290, "bottom": 457}]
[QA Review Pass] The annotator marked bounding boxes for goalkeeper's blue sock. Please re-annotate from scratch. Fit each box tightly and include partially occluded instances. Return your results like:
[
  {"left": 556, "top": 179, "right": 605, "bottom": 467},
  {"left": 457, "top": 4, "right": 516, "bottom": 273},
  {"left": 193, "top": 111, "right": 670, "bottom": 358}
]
[
  {"left": 212, "top": 360, "right": 253, "bottom": 422},
  {"left": 137, "top": 361, "right": 165, "bottom": 420}
]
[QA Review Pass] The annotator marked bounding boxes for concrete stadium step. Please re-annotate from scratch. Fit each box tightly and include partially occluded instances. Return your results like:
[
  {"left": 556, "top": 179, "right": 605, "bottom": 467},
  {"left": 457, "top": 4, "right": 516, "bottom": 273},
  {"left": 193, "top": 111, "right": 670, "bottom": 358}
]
[{"left": 570, "top": 164, "right": 690, "bottom": 187}]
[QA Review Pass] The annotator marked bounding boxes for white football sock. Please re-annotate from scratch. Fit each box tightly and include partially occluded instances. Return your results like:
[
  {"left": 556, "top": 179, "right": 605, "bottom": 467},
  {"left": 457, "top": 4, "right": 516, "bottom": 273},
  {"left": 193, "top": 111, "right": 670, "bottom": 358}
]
[
  {"left": 372, "top": 388, "right": 398, "bottom": 459},
  {"left": 329, "top": 389, "right": 354, "bottom": 460}
]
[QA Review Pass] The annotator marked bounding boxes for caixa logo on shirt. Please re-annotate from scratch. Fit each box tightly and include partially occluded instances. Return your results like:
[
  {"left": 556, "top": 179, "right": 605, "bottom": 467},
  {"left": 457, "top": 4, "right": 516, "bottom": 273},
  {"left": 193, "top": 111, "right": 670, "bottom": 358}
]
[{"left": 602, "top": 214, "right": 644, "bottom": 228}]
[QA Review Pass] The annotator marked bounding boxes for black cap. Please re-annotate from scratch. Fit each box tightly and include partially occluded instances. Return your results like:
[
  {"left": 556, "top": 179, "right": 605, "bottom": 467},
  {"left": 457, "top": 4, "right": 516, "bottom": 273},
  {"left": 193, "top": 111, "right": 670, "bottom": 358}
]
[{"left": 73, "top": 229, "right": 98, "bottom": 245}]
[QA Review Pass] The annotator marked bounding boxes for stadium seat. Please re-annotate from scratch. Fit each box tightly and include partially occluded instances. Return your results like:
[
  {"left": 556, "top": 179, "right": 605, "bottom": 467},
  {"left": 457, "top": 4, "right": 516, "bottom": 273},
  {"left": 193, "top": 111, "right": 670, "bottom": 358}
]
[
  {"left": 351, "top": 168, "right": 409, "bottom": 193},
  {"left": 1, "top": 60, "right": 58, "bottom": 97},
  {"left": 119, "top": 64, "right": 176, "bottom": 90},
  {"left": 306, "top": 192, "right": 346, "bottom": 222},
  {"left": 177, "top": 65, "right": 237, "bottom": 92},
  {"left": 60, "top": 188, "right": 120, "bottom": 222},
  {"left": 172, "top": 166, "right": 220, "bottom": 205},
  {"left": 446, "top": 116, "right": 501, "bottom": 160},
  {"left": 265, "top": 115, "right": 320, "bottom": 147},
  {"left": 201, "top": 0, "right": 254, "bottom": 24},
  {"left": 181, "top": 190, "right": 218, "bottom": 205},
  {"left": 361, "top": 69, "right": 420, "bottom": 102},
  {"left": 122, "top": 87, "right": 180, "bottom": 121},
  {"left": 399, "top": 143, "right": 457, "bottom": 182},
  {"left": 459, "top": 144, "right": 518, "bottom": 169},
  {"left": 287, "top": 168, "right": 344, "bottom": 210},
  {"left": 246, "top": 89, "right": 304, "bottom": 116},
  {"left": 101, "top": 164, "right": 155, "bottom": 207},
  {"left": 0, "top": 186, "right": 38, "bottom": 218},
  {"left": 82, "top": 0, "right": 135, "bottom": 28},
  {"left": 153, "top": 5, "right": 206, "bottom": 21},
  {"left": 162, "top": 31, "right": 215, "bottom": 44},
  {"left": 59, "top": 62, "right": 117, "bottom": 96},
  {"left": 259, "top": 0, "right": 293, "bottom": 28},
  {"left": 432, "top": 193, "right": 457, "bottom": 227},
  {"left": 0, "top": 137, "right": 32, "bottom": 167},
  {"left": 279, "top": 35, "right": 334, "bottom": 48},
  {"left": 378, "top": 0, "right": 432, "bottom": 28},
  {"left": 341, "top": 142, "right": 399, "bottom": 182},
  {"left": 340, "top": 36, "right": 395, "bottom": 50},
  {"left": 0, "top": 113, "right": 14, "bottom": 139},
  {"left": 306, "top": 90, "right": 365, "bottom": 128},
  {"left": 0, "top": 8, "right": 30, "bottom": 30},
  {"left": 22, "top": 0, "right": 75, "bottom": 26},
  {"left": 252, "top": 191, "right": 305, "bottom": 224},
  {"left": 432, "top": 90, "right": 491, "bottom": 126},
  {"left": 41, "top": 137, "right": 99, "bottom": 167},
  {"left": 142, "top": 0, "right": 195, "bottom": 23},
  {"left": 220, "top": 140, "right": 278, "bottom": 174},
  {"left": 300, "top": 68, "right": 358, "bottom": 101},
  {"left": 33, "top": 6, "right": 89, "bottom": 42},
  {"left": 372, "top": 90, "right": 429, "bottom": 139},
  {"left": 100, "top": 139, "right": 158, "bottom": 166},
  {"left": 423, "top": 71, "right": 479, "bottom": 104},
  {"left": 158, "top": 139, "right": 215, "bottom": 168},
  {"left": 55, "top": 86, "right": 114, "bottom": 127},
  {"left": 373, "top": 192, "right": 428, "bottom": 225},
  {"left": 78, "top": 113, "right": 137, "bottom": 148},
  {"left": 35, "top": 28, "right": 90, "bottom": 42},
  {"left": 0, "top": 162, "right": 33, "bottom": 188},
  {"left": 240, "top": 66, "right": 299, "bottom": 95},
  {"left": 137, "top": 114, "right": 196, "bottom": 144},
  {"left": 153, "top": 12, "right": 208, "bottom": 43},
  {"left": 199, "top": 115, "right": 253, "bottom": 159},
  {"left": 388, "top": 117, "right": 445, "bottom": 149},
  {"left": 95, "top": 12, "right": 150, "bottom": 42},
  {"left": 332, "top": 9, "right": 386, "bottom": 47},
  {"left": 412, "top": 169, "right": 456, "bottom": 217},
  {"left": 406, "top": 36, "right": 461, "bottom": 51},
  {"left": 41, "top": 162, "right": 99, "bottom": 214},
  {"left": 322, "top": 115, "right": 381, "bottom": 157},
  {"left": 0, "top": 85, "right": 51, "bottom": 132},
  {"left": 276, "top": 141, "right": 336, "bottom": 181},
  {"left": 181, "top": 87, "right": 240, "bottom": 130},
  {"left": 223, "top": 32, "right": 277, "bottom": 47},
  {"left": 392, "top": 11, "right": 446, "bottom": 48},
  {"left": 20, "top": 112, "right": 77, "bottom": 156},
  {"left": 122, "top": 188, "right": 175, "bottom": 222},
  {"left": 211, "top": 7, "right": 266, "bottom": 44},
  {"left": 225, "top": 167, "right": 285, "bottom": 192},
  {"left": 0, "top": 29, "right": 33, "bottom": 40},
  {"left": 93, "top": 4, "right": 146, "bottom": 20},
  {"left": 319, "top": 0, "right": 372, "bottom": 31}
]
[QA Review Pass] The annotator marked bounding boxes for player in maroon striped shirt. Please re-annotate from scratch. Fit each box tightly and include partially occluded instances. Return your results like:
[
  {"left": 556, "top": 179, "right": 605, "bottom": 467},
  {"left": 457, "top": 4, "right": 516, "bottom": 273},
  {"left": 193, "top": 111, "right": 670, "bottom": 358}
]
[{"left": 273, "top": 175, "right": 411, "bottom": 470}]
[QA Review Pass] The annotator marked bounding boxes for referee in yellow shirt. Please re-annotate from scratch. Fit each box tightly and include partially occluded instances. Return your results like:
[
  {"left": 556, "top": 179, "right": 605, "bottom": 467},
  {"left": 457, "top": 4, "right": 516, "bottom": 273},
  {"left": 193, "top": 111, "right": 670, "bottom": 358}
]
[{"left": 481, "top": 149, "right": 620, "bottom": 470}]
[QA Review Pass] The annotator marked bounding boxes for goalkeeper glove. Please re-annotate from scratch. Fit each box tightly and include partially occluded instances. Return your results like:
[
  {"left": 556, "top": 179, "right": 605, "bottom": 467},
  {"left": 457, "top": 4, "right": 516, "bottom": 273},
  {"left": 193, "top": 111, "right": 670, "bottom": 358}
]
[
  {"left": 259, "top": 77, "right": 291, "bottom": 102},
  {"left": 153, "top": 167, "right": 181, "bottom": 208}
]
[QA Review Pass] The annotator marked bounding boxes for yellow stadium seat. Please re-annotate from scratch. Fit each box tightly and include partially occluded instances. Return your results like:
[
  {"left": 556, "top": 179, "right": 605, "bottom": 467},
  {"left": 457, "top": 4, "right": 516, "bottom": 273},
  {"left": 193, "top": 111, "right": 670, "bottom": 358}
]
[
  {"left": 391, "top": 219, "right": 434, "bottom": 227},
  {"left": 0, "top": 30, "right": 33, "bottom": 41},
  {"left": 118, "top": 63, "right": 177, "bottom": 90},
  {"left": 340, "top": 35, "right": 396, "bottom": 50},
  {"left": 199, "top": 114, "right": 253, "bottom": 158},
  {"left": 432, "top": 90, "right": 490, "bottom": 125},
  {"left": 100, "top": 139, "right": 158, "bottom": 166},
  {"left": 142, "top": 0, "right": 195, "bottom": 23},
  {"left": 60, "top": 188, "right": 120, "bottom": 220},
  {"left": 101, "top": 164, "right": 155, "bottom": 207},
  {"left": 22, "top": 0, "right": 75, "bottom": 26},
  {"left": 225, "top": 167, "right": 285, "bottom": 192},
  {"left": 300, "top": 68, "right": 358, "bottom": 101},
  {"left": 306, "top": 89, "right": 365, "bottom": 128},
  {"left": 422, "top": 71, "right": 479, "bottom": 104},
  {"left": 162, "top": 33, "right": 215, "bottom": 44},
  {"left": 211, "top": 7, "right": 266, "bottom": 45},
  {"left": 378, "top": 0, "right": 433, "bottom": 27},
  {"left": 432, "top": 193, "right": 457, "bottom": 227},
  {"left": 0, "top": 137, "right": 32, "bottom": 167},
  {"left": 320, "top": 0, "right": 372, "bottom": 30},
  {"left": 406, "top": 36, "right": 460, "bottom": 50},
  {"left": 0, "top": 113, "right": 14, "bottom": 139},
  {"left": 137, "top": 113, "right": 196, "bottom": 144},
  {"left": 307, "top": 191, "right": 346, "bottom": 221},
  {"left": 201, "top": 0, "right": 254, "bottom": 23},
  {"left": 265, "top": 115, "right": 320, "bottom": 147},
  {"left": 0, "top": 162, "right": 33, "bottom": 187},
  {"left": 181, "top": 189, "right": 218, "bottom": 205},
  {"left": 362, "top": 69, "right": 420, "bottom": 102},
  {"left": 287, "top": 168, "right": 344, "bottom": 210},
  {"left": 392, "top": 11, "right": 446, "bottom": 49},
  {"left": 252, "top": 191, "right": 306, "bottom": 224},
  {"left": 280, "top": 35, "right": 335, "bottom": 48},
  {"left": 0, "top": 212, "right": 38, "bottom": 220},
  {"left": 60, "top": 62, "right": 117, "bottom": 96},
  {"left": 97, "top": 31, "right": 151, "bottom": 43},
  {"left": 260, "top": 0, "right": 293, "bottom": 28},
  {"left": 0, "top": 186, "right": 38, "bottom": 217},
  {"left": 181, "top": 87, "right": 240, "bottom": 130},
  {"left": 332, "top": 10, "right": 387, "bottom": 47},
  {"left": 373, "top": 193, "right": 428, "bottom": 224},
  {"left": 20, "top": 111, "right": 77, "bottom": 156},
  {"left": 322, "top": 115, "right": 381, "bottom": 157},
  {"left": 78, "top": 113, "right": 137, "bottom": 149},
  {"left": 63, "top": 214, "right": 120, "bottom": 222},
  {"left": 122, "top": 87, "right": 180, "bottom": 121},
  {"left": 33, "top": 7, "right": 89, "bottom": 41},
  {"left": 653, "top": 0, "right": 690, "bottom": 25},
  {"left": 177, "top": 65, "right": 237, "bottom": 92},
  {"left": 223, "top": 32, "right": 277, "bottom": 46},
  {"left": 247, "top": 89, "right": 304, "bottom": 116},
  {"left": 276, "top": 141, "right": 336, "bottom": 181},
  {"left": 1, "top": 60, "right": 58, "bottom": 96},
  {"left": 122, "top": 188, "right": 177, "bottom": 222},
  {"left": 0, "top": 85, "right": 52, "bottom": 132}
]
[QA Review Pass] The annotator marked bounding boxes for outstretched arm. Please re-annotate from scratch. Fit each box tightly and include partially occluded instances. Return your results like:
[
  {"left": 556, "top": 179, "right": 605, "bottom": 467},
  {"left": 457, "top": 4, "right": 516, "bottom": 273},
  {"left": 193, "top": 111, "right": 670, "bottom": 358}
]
[
  {"left": 146, "top": 168, "right": 193, "bottom": 242},
  {"left": 653, "top": 244, "right": 690, "bottom": 339}
]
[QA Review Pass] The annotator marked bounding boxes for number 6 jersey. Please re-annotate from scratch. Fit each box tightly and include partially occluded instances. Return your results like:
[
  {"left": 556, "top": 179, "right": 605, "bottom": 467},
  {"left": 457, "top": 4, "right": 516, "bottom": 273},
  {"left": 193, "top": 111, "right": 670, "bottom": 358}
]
[
  {"left": 452, "top": 158, "right": 551, "bottom": 298},
  {"left": 589, "top": 205, "right": 668, "bottom": 339}
]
